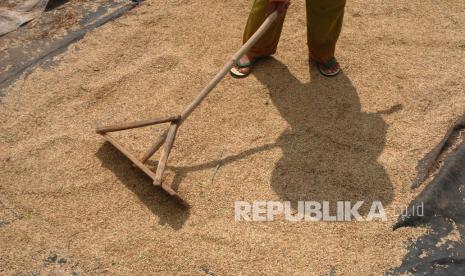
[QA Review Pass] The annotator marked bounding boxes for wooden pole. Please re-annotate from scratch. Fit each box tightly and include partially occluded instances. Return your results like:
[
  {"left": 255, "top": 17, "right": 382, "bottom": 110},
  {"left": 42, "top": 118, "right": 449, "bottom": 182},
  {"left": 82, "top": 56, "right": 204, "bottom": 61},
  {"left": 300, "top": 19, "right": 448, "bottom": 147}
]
[
  {"left": 139, "top": 128, "right": 169, "bottom": 163},
  {"left": 102, "top": 133, "right": 158, "bottom": 181},
  {"left": 154, "top": 122, "right": 179, "bottom": 185},
  {"left": 96, "top": 115, "right": 180, "bottom": 134},
  {"left": 96, "top": 12, "right": 279, "bottom": 204},
  {"left": 179, "top": 11, "right": 279, "bottom": 122}
]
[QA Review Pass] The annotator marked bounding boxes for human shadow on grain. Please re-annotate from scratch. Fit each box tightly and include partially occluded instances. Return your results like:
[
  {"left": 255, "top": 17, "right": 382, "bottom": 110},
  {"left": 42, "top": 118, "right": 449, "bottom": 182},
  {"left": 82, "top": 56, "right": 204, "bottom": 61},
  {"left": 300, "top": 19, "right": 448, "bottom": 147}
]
[
  {"left": 105, "top": 57, "right": 398, "bottom": 216},
  {"left": 252, "top": 58, "right": 397, "bottom": 214},
  {"left": 146, "top": 58, "right": 397, "bottom": 215},
  {"left": 96, "top": 142, "right": 189, "bottom": 230}
]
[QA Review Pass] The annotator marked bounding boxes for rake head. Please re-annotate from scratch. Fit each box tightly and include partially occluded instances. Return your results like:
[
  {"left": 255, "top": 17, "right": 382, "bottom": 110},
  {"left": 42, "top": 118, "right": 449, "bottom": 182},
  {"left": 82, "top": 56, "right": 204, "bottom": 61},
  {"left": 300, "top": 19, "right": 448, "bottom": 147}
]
[
  {"left": 96, "top": 115, "right": 188, "bottom": 206},
  {"left": 95, "top": 12, "right": 279, "bottom": 208}
]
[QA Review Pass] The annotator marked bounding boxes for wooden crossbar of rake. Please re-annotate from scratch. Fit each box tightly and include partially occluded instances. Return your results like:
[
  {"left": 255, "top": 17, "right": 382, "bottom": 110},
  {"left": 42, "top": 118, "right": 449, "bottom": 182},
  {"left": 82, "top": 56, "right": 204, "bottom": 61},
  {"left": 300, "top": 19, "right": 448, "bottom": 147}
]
[{"left": 96, "top": 12, "right": 279, "bottom": 205}]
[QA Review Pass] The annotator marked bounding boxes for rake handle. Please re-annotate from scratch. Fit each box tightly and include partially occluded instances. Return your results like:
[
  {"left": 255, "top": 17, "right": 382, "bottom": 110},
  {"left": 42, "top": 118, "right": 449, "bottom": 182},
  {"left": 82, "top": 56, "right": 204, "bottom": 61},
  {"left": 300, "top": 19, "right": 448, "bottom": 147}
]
[
  {"left": 95, "top": 12, "right": 280, "bottom": 204},
  {"left": 179, "top": 11, "right": 280, "bottom": 122}
]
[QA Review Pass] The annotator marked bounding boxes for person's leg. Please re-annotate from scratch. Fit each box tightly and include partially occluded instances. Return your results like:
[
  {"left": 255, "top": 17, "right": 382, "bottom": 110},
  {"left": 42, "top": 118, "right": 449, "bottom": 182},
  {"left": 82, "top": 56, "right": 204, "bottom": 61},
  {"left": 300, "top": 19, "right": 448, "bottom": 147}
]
[
  {"left": 231, "top": 0, "right": 287, "bottom": 77},
  {"left": 305, "top": 0, "right": 346, "bottom": 76},
  {"left": 244, "top": 0, "right": 287, "bottom": 57}
]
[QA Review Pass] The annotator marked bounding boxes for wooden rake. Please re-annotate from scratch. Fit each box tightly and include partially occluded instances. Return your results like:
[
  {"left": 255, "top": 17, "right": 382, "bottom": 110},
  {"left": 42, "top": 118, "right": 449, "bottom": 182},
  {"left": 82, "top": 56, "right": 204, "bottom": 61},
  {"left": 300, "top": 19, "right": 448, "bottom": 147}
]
[{"left": 96, "top": 12, "right": 279, "bottom": 205}]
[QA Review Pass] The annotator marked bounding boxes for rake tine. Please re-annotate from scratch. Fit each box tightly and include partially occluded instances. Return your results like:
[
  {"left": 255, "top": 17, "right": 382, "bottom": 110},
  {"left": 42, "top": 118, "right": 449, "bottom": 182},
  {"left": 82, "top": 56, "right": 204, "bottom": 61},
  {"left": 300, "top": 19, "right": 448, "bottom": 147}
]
[
  {"left": 154, "top": 122, "right": 179, "bottom": 186},
  {"left": 96, "top": 115, "right": 180, "bottom": 134}
]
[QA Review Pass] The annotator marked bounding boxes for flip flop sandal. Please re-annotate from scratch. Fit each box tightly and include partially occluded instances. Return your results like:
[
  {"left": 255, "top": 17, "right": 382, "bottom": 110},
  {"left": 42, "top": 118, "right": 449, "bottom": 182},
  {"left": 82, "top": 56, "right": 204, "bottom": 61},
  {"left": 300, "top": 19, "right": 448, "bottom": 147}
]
[
  {"left": 317, "top": 57, "right": 341, "bottom": 77},
  {"left": 230, "top": 58, "right": 255, "bottom": 78}
]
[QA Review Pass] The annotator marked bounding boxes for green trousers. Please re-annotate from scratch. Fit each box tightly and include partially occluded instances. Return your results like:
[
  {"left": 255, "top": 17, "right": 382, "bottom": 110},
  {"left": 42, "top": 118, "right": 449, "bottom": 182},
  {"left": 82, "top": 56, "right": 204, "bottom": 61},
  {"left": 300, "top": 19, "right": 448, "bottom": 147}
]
[{"left": 243, "top": 0, "right": 346, "bottom": 63}]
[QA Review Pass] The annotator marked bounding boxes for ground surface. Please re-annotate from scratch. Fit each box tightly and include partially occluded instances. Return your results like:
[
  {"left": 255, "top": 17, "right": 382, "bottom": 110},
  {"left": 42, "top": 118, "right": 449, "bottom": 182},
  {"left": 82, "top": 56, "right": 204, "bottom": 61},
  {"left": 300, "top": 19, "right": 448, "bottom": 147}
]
[
  {"left": 1, "top": 0, "right": 465, "bottom": 275},
  {"left": 0, "top": 0, "right": 130, "bottom": 90}
]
